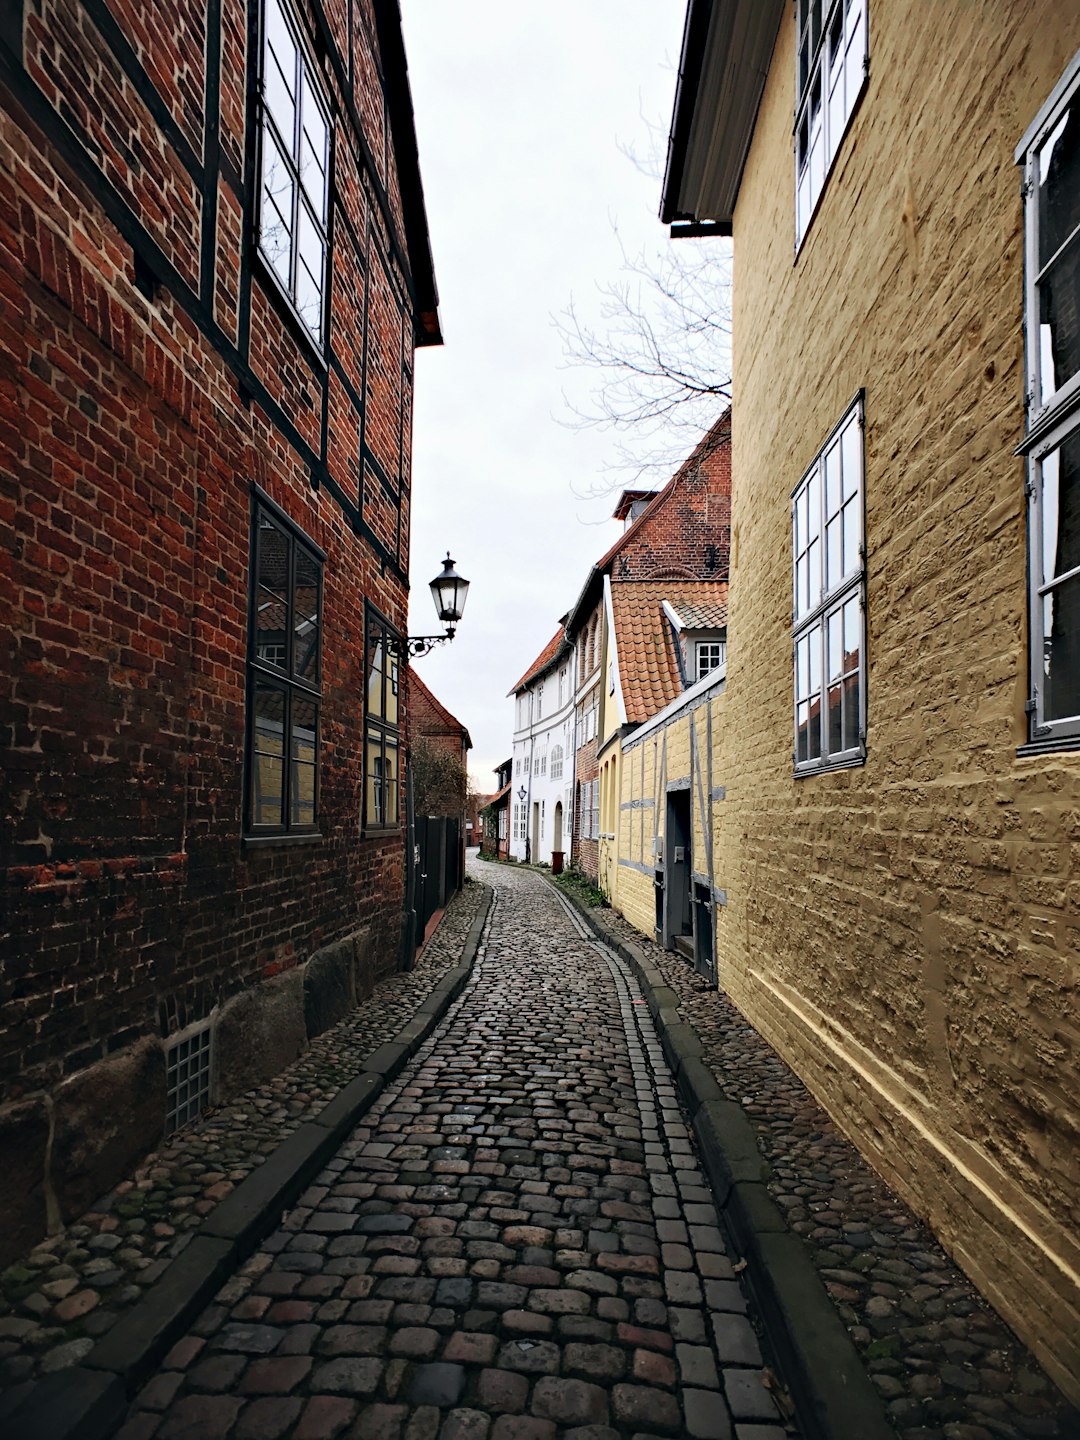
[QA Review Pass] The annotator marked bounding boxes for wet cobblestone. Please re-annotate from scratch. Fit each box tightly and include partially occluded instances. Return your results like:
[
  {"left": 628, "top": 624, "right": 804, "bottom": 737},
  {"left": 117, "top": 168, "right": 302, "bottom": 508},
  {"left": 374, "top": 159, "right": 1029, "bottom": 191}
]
[
  {"left": 0, "top": 886, "right": 487, "bottom": 1392},
  {"left": 588, "top": 897, "right": 1078, "bottom": 1440},
  {"left": 119, "top": 860, "right": 791, "bottom": 1439}
]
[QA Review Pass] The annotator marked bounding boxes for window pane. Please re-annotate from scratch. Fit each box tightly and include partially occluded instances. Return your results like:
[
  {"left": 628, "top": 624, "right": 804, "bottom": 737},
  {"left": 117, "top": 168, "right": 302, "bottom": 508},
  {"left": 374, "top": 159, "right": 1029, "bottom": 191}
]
[
  {"left": 264, "top": 0, "right": 297, "bottom": 143},
  {"left": 1042, "top": 572, "right": 1080, "bottom": 722},
  {"left": 825, "top": 515, "right": 841, "bottom": 591},
  {"left": 385, "top": 652, "right": 399, "bottom": 726},
  {"left": 843, "top": 595, "right": 862, "bottom": 749},
  {"left": 261, "top": 123, "right": 294, "bottom": 289},
  {"left": 841, "top": 495, "right": 860, "bottom": 577},
  {"left": 1038, "top": 103, "right": 1080, "bottom": 268},
  {"left": 300, "top": 75, "right": 328, "bottom": 217},
  {"left": 382, "top": 738, "right": 399, "bottom": 826},
  {"left": 290, "top": 697, "right": 317, "bottom": 826},
  {"left": 252, "top": 683, "right": 286, "bottom": 826},
  {"left": 296, "top": 201, "right": 324, "bottom": 338},
  {"left": 1039, "top": 433, "right": 1080, "bottom": 585},
  {"left": 255, "top": 518, "right": 290, "bottom": 668},
  {"left": 824, "top": 439, "right": 841, "bottom": 515},
  {"left": 1037, "top": 234, "right": 1080, "bottom": 407},
  {"left": 292, "top": 547, "right": 320, "bottom": 681},
  {"left": 366, "top": 732, "right": 385, "bottom": 825},
  {"left": 367, "top": 635, "right": 385, "bottom": 718},
  {"left": 841, "top": 412, "right": 861, "bottom": 497}
]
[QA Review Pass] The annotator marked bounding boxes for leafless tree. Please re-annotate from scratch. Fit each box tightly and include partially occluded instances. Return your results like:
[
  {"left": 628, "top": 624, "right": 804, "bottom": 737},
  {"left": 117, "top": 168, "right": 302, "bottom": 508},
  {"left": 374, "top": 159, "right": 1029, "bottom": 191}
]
[
  {"left": 411, "top": 738, "right": 467, "bottom": 818},
  {"left": 557, "top": 104, "right": 733, "bottom": 490},
  {"left": 558, "top": 233, "right": 732, "bottom": 491}
]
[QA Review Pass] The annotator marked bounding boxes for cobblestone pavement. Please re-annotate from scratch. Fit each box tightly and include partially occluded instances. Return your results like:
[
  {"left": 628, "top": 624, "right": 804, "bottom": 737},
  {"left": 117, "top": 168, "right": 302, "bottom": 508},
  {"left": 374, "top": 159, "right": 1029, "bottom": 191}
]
[
  {"left": 116, "top": 860, "right": 790, "bottom": 1440},
  {"left": 0, "top": 885, "right": 487, "bottom": 1392},
  {"left": 588, "top": 899, "right": 1079, "bottom": 1440}
]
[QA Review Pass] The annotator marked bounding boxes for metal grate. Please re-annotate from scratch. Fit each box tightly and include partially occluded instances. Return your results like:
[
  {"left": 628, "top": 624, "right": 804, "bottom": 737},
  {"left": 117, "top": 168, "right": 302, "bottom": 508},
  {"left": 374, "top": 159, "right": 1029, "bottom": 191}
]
[{"left": 164, "top": 1022, "right": 213, "bottom": 1135}]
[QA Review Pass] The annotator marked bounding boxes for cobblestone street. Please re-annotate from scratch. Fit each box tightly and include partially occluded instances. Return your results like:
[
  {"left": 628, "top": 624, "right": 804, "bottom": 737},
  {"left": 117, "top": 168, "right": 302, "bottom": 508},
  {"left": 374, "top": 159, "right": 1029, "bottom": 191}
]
[{"left": 115, "top": 862, "right": 786, "bottom": 1440}]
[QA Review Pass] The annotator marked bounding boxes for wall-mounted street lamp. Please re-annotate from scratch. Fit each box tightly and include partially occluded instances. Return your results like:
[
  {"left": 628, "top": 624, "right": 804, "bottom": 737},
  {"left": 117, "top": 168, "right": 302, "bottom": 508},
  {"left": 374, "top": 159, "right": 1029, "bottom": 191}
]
[{"left": 391, "top": 553, "right": 470, "bottom": 660}]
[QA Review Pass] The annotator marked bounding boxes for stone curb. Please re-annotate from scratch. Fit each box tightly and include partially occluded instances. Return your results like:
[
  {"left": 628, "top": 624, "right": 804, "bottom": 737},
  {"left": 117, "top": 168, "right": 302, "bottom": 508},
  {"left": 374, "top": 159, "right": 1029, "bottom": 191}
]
[
  {"left": 550, "top": 881, "right": 892, "bottom": 1440},
  {"left": 5, "top": 887, "right": 493, "bottom": 1440}
]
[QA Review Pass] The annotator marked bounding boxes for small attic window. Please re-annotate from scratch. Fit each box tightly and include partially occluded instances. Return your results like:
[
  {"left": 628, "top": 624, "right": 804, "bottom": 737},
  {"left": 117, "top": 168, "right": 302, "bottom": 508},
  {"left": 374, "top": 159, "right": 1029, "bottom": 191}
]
[{"left": 696, "top": 640, "right": 726, "bottom": 682}]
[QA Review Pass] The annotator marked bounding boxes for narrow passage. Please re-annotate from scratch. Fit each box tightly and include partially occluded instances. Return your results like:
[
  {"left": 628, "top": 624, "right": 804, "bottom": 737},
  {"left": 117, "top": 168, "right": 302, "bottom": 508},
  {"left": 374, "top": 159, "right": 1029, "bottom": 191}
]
[{"left": 121, "top": 862, "right": 788, "bottom": 1440}]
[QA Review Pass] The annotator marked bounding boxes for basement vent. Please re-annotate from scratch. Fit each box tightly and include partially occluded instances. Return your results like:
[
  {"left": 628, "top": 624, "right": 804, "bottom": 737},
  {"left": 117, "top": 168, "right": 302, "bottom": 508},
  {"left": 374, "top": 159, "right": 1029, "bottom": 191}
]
[{"left": 164, "top": 1020, "right": 213, "bottom": 1135}]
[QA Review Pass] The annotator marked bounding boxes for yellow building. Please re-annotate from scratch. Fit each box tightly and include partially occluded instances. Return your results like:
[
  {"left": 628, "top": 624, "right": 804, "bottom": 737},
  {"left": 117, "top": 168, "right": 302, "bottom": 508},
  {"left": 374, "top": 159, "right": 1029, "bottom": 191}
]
[
  {"left": 562, "top": 416, "right": 732, "bottom": 896},
  {"left": 661, "top": 0, "right": 1080, "bottom": 1397}
]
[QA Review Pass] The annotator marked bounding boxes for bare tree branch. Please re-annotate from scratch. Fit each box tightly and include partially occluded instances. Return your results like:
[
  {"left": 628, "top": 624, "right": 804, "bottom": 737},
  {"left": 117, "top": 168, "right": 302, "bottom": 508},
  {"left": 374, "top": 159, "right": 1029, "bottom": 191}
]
[{"left": 556, "top": 226, "right": 732, "bottom": 490}]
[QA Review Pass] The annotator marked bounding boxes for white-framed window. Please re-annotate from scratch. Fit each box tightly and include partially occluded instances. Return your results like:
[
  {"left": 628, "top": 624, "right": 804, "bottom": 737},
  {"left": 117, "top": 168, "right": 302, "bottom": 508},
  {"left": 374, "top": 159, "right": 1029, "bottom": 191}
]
[
  {"left": 696, "top": 640, "right": 727, "bottom": 682},
  {"left": 1019, "top": 48, "right": 1080, "bottom": 745},
  {"left": 541, "top": 800, "right": 546, "bottom": 835},
  {"left": 795, "top": 0, "right": 867, "bottom": 248},
  {"left": 536, "top": 683, "right": 544, "bottom": 719},
  {"left": 258, "top": 0, "right": 331, "bottom": 342},
  {"left": 591, "top": 781, "right": 600, "bottom": 839},
  {"left": 550, "top": 744, "right": 564, "bottom": 780},
  {"left": 558, "top": 666, "right": 566, "bottom": 705},
  {"left": 792, "top": 395, "right": 866, "bottom": 772}
]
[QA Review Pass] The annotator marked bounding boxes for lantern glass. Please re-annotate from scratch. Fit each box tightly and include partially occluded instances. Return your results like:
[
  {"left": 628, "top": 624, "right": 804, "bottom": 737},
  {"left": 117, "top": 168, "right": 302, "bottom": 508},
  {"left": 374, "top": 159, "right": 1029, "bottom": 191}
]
[{"left": 430, "top": 552, "right": 469, "bottom": 626}]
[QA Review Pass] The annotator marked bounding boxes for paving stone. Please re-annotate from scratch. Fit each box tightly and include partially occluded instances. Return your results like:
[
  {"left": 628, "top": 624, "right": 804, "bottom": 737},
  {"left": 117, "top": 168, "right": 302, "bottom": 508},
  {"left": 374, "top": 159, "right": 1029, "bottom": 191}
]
[
  {"left": 722, "top": 1369, "right": 779, "bottom": 1422},
  {"left": 530, "top": 1375, "right": 609, "bottom": 1426},
  {"left": 490, "top": 1418, "right": 556, "bottom": 1440},
  {"left": 406, "top": 1361, "right": 466, "bottom": 1406},
  {"left": 240, "top": 1355, "right": 313, "bottom": 1393},
  {"left": 439, "top": 1409, "right": 491, "bottom": 1440},
  {"left": 476, "top": 1366, "right": 529, "bottom": 1412},
  {"left": 293, "top": 1395, "right": 357, "bottom": 1439},
  {"left": 683, "top": 1387, "right": 733, "bottom": 1439},
  {"left": 236, "top": 1396, "right": 304, "bottom": 1439},
  {"left": 309, "top": 1357, "right": 384, "bottom": 1395},
  {"left": 611, "top": 1382, "right": 682, "bottom": 1434},
  {"left": 157, "top": 1395, "right": 243, "bottom": 1439}
]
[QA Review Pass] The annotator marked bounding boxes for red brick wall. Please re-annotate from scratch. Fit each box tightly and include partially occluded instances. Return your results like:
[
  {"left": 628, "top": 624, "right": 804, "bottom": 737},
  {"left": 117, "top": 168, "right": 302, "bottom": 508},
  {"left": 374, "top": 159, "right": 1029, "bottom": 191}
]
[
  {"left": 616, "top": 415, "right": 731, "bottom": 582},
  {"left": 410, "top": 677, "right": 469, "bottom": 764},
  {"left": 0, "top": 0, "right": 428, "bottom": 1133}
]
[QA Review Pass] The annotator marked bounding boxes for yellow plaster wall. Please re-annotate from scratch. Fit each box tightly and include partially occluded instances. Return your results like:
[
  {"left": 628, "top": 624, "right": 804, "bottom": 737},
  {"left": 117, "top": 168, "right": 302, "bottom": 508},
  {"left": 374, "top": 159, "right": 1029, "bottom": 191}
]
[{"left": 718, "top": 1, "right": 1080, "bottom": 1395}]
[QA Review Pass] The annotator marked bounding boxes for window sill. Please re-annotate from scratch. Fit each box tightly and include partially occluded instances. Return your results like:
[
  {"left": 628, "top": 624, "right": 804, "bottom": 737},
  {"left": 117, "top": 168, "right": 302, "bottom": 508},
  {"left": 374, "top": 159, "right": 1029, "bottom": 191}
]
[
  {"left": 243, "top": 831, "right": 323, "bottom": 850},
  {"left": 794, "top": 753, "right": 866, "bottom": 778},
  {"left": 1016, "top": 735, "right": 1080, "bottom": 758}
]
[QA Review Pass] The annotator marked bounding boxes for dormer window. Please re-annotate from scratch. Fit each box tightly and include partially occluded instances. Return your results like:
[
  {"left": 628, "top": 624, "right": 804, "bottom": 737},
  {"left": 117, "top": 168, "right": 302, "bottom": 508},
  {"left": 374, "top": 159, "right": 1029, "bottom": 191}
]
[{"left": 696, "top": 640, "right": 726, "bottom": 682}]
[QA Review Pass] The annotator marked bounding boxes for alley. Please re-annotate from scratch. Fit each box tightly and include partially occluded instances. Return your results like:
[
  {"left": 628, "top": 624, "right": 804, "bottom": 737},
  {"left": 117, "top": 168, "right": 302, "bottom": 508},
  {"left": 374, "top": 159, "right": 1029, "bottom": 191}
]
[{"left": 117, "top": 863, "right": 786, "bottom": 1440}]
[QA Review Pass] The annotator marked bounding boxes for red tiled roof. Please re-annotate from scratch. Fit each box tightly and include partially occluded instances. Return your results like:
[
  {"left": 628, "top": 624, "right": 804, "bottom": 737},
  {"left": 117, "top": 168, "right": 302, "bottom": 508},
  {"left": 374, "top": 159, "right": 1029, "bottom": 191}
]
[
  {"left": 487, "top": 783, "right": 511, "bottom": 807},
  {"left": 611, "top": 580, "right": 729, "bottom": 725},
  {"left": 667, "top": 598, "right": 728, "bottom": 630},
  {"left": 508, "top": 626, "right": 567, "bottom": 696}
]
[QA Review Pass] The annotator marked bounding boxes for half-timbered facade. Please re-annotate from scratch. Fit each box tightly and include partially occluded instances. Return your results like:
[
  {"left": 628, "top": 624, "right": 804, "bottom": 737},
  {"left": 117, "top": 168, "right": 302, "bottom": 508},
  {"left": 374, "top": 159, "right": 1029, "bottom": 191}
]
[{"left": 0, "top": 0, "right": 439, "bottom": 1260}]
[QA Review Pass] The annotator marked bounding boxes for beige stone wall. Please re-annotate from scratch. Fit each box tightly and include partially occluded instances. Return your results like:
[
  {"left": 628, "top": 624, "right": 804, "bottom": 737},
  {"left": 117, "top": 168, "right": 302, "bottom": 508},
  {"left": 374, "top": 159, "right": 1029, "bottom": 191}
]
[
  {"left": 616, "top": 692, "right": 723, "bottom": 953},
  {"left": 718, "top": 1, "right": 1080, "bottom": 1397}
]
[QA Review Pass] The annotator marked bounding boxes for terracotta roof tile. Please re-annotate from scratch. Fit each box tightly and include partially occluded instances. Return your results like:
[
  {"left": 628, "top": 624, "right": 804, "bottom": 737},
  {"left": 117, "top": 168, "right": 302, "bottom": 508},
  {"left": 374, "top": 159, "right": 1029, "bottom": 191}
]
[
  {"left": 508, "top": 626, "right": 568, "bottom": 696},
  {"left": 611, "top": 580, "right": 729, "bottom": 726}
]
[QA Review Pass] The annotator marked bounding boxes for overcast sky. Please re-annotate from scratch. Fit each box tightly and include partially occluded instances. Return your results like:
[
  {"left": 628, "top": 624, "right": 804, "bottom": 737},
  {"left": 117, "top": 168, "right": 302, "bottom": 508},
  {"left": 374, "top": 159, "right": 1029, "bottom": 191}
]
[{"left": 401, "top": 1, "right": 696, "bottom": 789}]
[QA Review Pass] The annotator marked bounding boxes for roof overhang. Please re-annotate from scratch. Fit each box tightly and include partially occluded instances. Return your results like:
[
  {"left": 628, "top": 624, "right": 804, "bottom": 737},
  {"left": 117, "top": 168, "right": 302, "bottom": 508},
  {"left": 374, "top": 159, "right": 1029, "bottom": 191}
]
[{"left": 660, "top": 0, "right": 784, "bottom": 233}]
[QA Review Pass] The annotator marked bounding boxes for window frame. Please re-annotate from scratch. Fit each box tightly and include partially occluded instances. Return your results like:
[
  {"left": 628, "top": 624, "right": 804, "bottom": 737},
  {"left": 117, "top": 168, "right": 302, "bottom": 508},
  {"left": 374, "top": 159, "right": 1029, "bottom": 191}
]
[
  {"left": 550, "top": 744, "right": 564, "bottom": 780},
  {"left": 256, "top": 0, "right": 332, "bottom": 346},
  {"left": 794, "top": 0, "right": 869, "bottom": 252},
  {"left": 1018, "top": 47, "right": 1080, "bottom": 747},
  {"left": 791, "top": 393, "right": 867, "bottom": 775},
  {"left": 363, "top": 606, "right": 403, "bottom": 833},
  {"left": 695, "top": 638, "right": 727, "bottom": 683},
  {"left": 245, "top": 489, "right": 325, "bottom": 840}
]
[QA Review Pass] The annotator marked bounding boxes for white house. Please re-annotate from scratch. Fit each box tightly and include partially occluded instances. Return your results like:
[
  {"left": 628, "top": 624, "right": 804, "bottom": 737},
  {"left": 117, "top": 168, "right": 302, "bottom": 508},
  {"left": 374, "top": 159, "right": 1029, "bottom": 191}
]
[{"left": 507, "top": 625, "right": 575, "bottom": 867}]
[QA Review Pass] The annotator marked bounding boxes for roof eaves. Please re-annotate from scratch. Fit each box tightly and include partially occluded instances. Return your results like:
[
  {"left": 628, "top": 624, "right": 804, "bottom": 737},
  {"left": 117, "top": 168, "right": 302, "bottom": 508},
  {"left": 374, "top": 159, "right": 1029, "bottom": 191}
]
[
  {"left": 372, "top": 1, "right": 442, "bottom": 345},
  {"left": 660, "top": 0, "right": 783, "bottom": 230}
]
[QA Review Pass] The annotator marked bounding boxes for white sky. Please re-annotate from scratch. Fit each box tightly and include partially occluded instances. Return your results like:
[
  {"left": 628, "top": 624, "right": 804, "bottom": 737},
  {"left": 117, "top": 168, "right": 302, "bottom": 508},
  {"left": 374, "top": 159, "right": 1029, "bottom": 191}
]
[{"left": 402, "top": 1, "right": 690, "bottom": 789}]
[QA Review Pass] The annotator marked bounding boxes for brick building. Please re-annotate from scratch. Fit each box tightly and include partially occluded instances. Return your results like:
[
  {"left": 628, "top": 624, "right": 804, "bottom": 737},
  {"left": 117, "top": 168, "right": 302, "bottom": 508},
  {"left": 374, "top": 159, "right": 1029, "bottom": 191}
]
[
  {"left": 565, "top": 412, "right": 731, "bottom": 884},
  {"left": 0, "top": 0, "right": 440, "bottom": 1260},
  {"left": 662, "top": 0, "right": 1080, "bottom": 1397}
]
